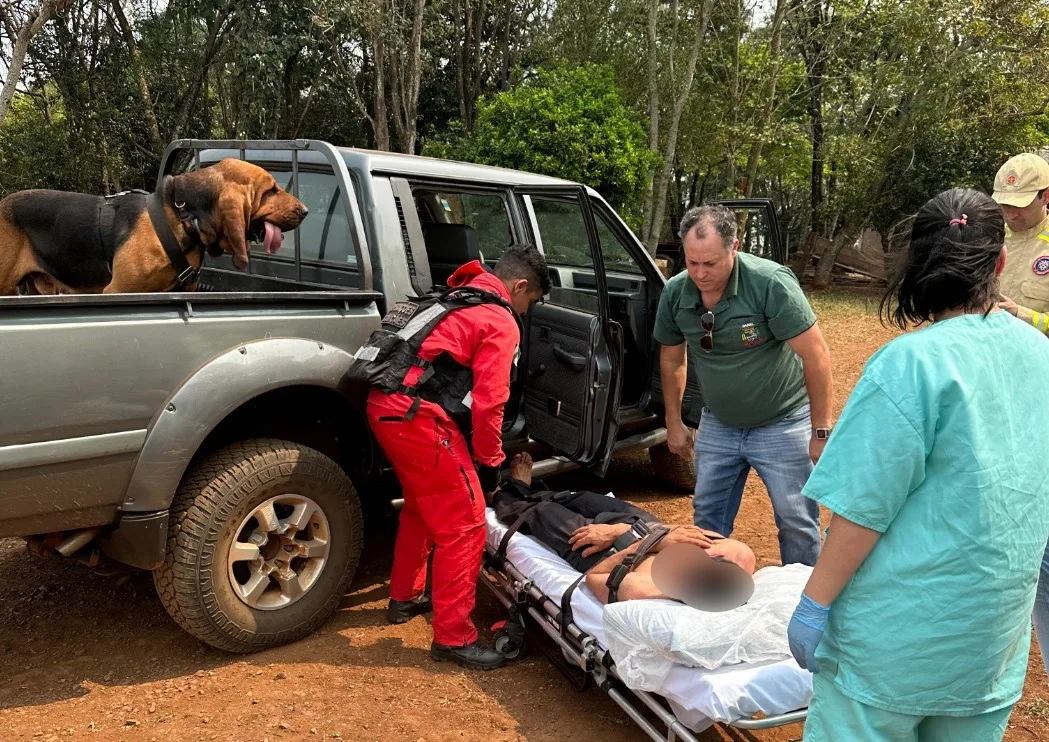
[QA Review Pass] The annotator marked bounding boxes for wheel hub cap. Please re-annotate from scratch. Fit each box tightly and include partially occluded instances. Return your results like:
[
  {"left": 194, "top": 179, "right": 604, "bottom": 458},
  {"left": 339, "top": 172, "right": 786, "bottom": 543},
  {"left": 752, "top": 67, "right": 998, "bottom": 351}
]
[{"left": 227, "top": 494, "right": 331, "bottom": 610}]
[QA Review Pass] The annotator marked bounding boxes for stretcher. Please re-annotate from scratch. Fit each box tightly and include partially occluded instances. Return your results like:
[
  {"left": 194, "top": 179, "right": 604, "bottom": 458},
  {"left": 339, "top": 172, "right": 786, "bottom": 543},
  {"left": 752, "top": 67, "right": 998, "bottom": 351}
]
[{"left": 480, "top": 508, "right": 812, "bottom": 741}]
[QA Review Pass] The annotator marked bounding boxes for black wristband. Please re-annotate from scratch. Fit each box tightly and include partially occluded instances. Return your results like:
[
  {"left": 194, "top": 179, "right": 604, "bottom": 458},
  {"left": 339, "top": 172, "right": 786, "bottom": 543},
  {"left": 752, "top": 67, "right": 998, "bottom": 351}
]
[
  {"left": 611, "top": 530, "right": 640, "bottom": 553},
  {"left": 477, "top": 464, "right": 501, "bottom": 494}
]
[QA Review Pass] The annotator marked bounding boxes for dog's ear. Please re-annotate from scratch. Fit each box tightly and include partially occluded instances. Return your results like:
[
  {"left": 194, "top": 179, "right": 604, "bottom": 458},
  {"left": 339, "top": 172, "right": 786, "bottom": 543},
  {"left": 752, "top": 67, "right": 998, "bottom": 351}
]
[{"left": 217, "top": 184, "right": 252, "bottom": 269}]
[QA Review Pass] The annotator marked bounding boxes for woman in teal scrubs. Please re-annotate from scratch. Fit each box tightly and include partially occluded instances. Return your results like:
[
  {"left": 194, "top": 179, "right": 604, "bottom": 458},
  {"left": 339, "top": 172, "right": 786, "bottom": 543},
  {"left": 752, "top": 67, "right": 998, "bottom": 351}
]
[{"left": 787, "top": 187, "right": 1049, "bottom": 741}]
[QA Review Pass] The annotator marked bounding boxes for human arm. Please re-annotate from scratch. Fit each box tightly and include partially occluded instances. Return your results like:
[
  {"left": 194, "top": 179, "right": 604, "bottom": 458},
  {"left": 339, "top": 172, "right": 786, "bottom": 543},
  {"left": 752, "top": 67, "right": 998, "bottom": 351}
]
[
  {"left": 1000, "top": 295, "right": 1049, "bottom": 334},
  {"left": 584, "top": 526, "right": 716, "bottom": 602},
  {"left": 787, "top": 371, "right": 927, "bottom": 671},
  {"left": 660, "top": 343, "right": 694, "bottom": 459},
  {"left": 785, "top": 323, "right": 834, "bottom": 462},
  {"left": 788, "top": 514, "right": 881, "bottom": 671},
  {"left": 653, "top": 278, "right": 694, "bottom": 460},
  {"left": 468, "top": 312, "right": 518, "bottom": 468}
]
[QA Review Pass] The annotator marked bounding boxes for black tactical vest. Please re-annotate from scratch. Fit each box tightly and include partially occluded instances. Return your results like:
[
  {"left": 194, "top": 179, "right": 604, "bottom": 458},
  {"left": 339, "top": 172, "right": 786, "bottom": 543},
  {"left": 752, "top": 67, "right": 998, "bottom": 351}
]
[{"left": 348, "top": 285, "right": 519, "bottom": 439}]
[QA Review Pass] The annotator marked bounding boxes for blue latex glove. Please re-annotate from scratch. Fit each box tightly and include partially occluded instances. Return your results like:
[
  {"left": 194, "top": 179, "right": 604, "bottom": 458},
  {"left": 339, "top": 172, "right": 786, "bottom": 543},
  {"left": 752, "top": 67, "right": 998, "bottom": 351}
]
[{"left": 788, "top": 593, "right": 830, "bottom": 673}]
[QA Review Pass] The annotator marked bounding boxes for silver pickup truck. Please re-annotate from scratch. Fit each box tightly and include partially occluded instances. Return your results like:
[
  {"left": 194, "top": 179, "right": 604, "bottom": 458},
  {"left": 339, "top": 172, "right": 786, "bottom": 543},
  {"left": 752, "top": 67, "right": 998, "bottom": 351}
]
[{"left": 0, "top": 139, "right": 784, "bottom": 652}]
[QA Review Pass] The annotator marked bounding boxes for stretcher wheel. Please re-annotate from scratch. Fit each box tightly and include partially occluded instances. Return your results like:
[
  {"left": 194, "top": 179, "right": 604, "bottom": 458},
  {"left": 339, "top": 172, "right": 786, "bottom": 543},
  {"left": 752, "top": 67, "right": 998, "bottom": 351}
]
[{"left": 494, "top": 623, "right": 526, "bottom": 660}]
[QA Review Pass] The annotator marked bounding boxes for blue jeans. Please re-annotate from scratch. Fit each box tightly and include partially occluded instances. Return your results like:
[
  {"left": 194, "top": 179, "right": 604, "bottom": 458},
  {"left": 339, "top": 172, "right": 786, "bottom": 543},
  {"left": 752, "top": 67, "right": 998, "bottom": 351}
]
[
  {"left": 1034, "top": 541, "right": 1049, "bottom": 671},
  {"left": 693, "top": 404, "right": 821, "bottom": 566}
]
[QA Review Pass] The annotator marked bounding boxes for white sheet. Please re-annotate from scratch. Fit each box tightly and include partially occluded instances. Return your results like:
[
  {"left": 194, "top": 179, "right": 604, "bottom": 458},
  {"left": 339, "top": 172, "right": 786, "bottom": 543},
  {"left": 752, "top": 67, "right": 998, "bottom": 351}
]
[{"left": 485, "top": 509, "right": 813, "bottom": 732}]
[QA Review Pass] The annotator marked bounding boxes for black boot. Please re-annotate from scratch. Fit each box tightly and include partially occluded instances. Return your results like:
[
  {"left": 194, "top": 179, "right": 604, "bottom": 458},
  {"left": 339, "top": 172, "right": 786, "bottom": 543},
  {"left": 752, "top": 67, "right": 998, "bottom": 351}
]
[
  {"left": 430, "top": 640, "right": 507, "bottom": 670},
  {"left": 387, "top": 593, "right": 433, "bottom": 625}
]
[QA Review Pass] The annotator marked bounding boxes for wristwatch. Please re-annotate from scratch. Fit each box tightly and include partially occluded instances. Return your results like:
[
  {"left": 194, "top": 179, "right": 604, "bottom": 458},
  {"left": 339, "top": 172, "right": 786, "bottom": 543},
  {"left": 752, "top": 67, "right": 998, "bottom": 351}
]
[{"left": 812, "top": 427, "right": 832, "bottom": 440}]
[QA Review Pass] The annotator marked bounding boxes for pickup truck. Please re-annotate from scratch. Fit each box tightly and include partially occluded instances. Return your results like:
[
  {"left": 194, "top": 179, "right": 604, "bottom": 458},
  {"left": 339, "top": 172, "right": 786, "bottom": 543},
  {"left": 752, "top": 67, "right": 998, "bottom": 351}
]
[{"left": 0, "top": 139, "right": 784, "bottom": 652}]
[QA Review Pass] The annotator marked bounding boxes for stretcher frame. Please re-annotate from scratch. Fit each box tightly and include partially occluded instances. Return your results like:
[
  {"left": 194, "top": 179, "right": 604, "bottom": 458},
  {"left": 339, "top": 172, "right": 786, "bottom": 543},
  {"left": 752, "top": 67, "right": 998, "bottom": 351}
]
[{"left": 480, "top": 544, "right": 808, "bottom": 742}]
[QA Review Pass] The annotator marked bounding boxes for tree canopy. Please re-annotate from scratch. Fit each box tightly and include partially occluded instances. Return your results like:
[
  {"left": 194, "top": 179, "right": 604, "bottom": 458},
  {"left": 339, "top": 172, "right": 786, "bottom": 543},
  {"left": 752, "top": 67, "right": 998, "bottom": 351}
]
[{"left": 0, "top": 0, "right": 1046, "bottom": 277}]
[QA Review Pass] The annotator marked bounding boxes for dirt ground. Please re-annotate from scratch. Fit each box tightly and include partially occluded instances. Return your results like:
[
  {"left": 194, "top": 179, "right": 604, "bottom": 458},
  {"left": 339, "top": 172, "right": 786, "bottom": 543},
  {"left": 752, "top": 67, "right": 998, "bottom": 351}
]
[{"left": 2, "top": 285, "right": 1049, "bottom": 742}]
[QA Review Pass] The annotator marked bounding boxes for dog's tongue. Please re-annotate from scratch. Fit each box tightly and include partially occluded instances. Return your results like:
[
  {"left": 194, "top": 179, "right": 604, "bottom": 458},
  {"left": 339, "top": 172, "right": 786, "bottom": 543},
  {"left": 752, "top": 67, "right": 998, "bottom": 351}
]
[{"left": 262, "top": 222, "right": 283, "bottom": 254}]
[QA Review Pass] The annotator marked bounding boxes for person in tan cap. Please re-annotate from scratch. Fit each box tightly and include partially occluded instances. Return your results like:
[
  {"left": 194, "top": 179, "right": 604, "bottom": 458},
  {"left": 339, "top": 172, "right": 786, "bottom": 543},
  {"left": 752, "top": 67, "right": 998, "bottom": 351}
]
[
  {"left": 991, "top": 151, "right": 1049, "bottom": 681},
  {"left": 992, "top": 152, "right": 1049, "bottom": 332}
]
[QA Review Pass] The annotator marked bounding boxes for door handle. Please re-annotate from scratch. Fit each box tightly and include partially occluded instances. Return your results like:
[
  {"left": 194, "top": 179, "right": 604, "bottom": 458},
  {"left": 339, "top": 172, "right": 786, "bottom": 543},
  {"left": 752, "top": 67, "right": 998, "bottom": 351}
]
[{"left": 553, "top": 342, "right": 586, "bottom": 371}]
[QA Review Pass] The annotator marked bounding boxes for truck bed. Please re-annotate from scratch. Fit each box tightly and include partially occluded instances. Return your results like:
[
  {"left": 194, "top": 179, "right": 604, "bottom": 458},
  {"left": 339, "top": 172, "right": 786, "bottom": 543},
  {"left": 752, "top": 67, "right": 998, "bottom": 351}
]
[{"left": 0, "top": 282, "right": 380, "bottom": 537}]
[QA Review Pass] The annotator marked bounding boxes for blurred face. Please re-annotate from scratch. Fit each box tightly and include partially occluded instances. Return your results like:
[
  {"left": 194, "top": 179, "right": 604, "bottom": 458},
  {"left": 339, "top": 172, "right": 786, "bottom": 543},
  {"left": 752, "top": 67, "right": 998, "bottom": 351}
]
[
  {"left": 507, "top": 278, "right": 543, "bottom": 315},
  {"left": 1000, "top": 190, "right": 1049, "bottom": 232},
  {"left": 683, "top": 225, "right": 738, "bottom": 294}
]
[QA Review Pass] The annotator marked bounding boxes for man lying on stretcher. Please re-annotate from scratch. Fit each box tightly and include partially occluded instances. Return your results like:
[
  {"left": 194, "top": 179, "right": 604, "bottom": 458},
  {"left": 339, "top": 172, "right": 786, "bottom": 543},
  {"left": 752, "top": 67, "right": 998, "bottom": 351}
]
[{"left": 490, "top": 454, "right": 756, "bottom": 609}]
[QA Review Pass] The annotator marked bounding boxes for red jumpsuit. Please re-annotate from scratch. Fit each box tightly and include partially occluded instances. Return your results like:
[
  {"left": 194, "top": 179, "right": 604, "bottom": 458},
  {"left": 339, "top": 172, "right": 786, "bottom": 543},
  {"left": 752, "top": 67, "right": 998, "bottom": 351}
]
[{"left": 366, "top": 260, "right": 519, "bottom": 646}]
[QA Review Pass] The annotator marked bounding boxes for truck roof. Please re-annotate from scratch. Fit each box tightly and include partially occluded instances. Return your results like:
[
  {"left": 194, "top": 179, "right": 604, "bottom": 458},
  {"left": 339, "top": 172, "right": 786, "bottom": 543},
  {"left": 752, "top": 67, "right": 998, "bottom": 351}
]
[{"left": 197, "top": 145, "right": 580, "bottom": 189}]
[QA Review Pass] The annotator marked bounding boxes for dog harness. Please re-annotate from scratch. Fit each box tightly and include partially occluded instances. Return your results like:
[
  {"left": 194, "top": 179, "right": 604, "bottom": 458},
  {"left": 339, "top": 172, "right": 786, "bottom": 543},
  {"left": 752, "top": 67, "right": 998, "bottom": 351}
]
[{"left": 97, "top": 189, "right": 200, "bottom": 290}]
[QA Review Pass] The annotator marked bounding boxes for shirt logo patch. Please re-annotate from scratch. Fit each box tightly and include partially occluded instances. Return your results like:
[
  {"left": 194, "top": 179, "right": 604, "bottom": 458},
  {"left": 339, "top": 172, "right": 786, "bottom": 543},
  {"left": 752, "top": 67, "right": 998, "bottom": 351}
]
[
  {"left": 741, "top": 322, "right": 763, "bottom": 347},
  {"left": 1034, "top": 256, "right": 1049, "bottom": 276}
]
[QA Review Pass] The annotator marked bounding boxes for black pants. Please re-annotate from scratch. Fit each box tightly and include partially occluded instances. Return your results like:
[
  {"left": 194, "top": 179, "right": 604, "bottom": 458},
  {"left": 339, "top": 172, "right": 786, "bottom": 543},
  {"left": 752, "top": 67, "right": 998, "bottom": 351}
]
[{"left": 491, "top": 478, "right": 659, "bottom": 571}]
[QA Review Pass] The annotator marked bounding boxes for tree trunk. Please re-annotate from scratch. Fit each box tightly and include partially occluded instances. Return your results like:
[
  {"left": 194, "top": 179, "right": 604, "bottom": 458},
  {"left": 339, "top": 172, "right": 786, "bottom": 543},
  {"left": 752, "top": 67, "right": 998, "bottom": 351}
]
[
  {"left": 390, "top": 0, "right": 426, "bottom": 154},
  {"left": 740, "top": 0, "right": 788, "bottom": 198},
  {"left": 812, "top": 228, "right": 853, "bottom": 289},
  {"left": 110, "top": 0, "right": 163, "bottom": 155},
  {"left": 171, "top": 0, "right": 238, "bottom": 141},
  {"left": 0, "top": 0, "right": 69, "bottom": 127},
  {"left": 803, "top": 2, "right": 826, "bottom": 239},
  {"left": 639, "top": 0, "right": 660, "bottom": 244},
  {"left": 371, "top": 0, "right": 391, "bottom": 151},
  {"left": 644, "top": 0, "right": 716, "bottom": 255},
  {"left": 791, "top": 231, "right": 819, "bottom": 281}
]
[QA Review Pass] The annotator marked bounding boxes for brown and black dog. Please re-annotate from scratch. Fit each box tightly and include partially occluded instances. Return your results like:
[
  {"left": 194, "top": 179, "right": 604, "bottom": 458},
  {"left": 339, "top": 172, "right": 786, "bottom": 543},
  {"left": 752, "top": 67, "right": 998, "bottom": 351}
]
[{"left": 0, "top": 159, "right": 308, "bottom": 295}]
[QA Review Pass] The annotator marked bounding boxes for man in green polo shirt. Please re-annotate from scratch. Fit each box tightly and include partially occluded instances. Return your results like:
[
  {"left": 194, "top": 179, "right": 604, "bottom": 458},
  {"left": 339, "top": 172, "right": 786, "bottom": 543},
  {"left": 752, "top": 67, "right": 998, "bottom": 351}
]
[{"left": 655, "top": 204, "right": 833, "bottom": 566}]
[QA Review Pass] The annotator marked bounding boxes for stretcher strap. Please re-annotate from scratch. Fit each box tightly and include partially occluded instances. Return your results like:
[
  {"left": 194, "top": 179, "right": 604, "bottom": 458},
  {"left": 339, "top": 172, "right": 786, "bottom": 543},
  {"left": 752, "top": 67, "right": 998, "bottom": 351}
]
[
  {"left": 606, "top": 525, "right": 671, "bottom": 603},
  {"left": 560, "top": 573, "right": 586, "bottom": 638},
  {"left": 495, "top": 503, "right": 539, "bottom": 559}
]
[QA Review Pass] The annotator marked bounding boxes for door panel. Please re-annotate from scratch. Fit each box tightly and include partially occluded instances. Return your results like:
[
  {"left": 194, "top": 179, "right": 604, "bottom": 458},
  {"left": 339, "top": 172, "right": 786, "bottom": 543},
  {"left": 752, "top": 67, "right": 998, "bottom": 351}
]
[
  {"left": 524, "top": 303, "right": 616, "bottom": 462},
  {"left": 518, "top": 186, "right": 623, "bottom": 469}
]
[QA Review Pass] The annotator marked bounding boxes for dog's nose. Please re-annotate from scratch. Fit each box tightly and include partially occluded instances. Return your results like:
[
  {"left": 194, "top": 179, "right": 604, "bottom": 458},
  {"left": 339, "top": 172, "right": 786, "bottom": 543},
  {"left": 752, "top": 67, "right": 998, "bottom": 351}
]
[{"left": 300, "top": 205, "right": 309, "bottom": 217}]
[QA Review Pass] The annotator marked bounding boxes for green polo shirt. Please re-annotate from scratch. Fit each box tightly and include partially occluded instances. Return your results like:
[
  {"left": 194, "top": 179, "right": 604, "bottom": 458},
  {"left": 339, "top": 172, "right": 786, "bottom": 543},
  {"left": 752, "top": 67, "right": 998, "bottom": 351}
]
[{"left": 653, "top": 252, "right": 816, "bottom": 429}]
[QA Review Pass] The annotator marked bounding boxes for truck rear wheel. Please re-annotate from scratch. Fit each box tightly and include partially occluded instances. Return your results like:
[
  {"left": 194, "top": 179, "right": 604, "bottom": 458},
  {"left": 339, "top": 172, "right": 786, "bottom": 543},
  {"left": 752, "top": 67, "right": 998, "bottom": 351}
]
[
  {"left": 648, "top": 441, "right": 696, "bottom": 492},
  {"left": 154, "top": 439, "right": 363, "bottom": 653}
]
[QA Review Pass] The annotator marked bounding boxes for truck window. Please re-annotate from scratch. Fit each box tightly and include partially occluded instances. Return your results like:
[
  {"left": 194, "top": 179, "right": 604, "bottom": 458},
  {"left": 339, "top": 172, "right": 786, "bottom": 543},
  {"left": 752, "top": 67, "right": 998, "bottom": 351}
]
[
  {"left": 530, "top": 197, "right": 594, "bottom": 270},
  {"left": 252, "top": 169, "right": 355, "bottom": 266},
  {"left": 411, "top": 188, "right": 514, "bottom": 286},
  {"left": 595, "top": 210, "right": 642, "bottom": 275}
]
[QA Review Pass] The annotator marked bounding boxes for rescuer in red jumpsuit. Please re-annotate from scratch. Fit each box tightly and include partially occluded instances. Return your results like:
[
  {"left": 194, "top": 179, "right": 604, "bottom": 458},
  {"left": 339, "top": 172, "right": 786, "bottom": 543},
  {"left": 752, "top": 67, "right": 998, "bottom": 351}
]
[{"left": 367, "top": 245, "right": 550, "bottom": 670}]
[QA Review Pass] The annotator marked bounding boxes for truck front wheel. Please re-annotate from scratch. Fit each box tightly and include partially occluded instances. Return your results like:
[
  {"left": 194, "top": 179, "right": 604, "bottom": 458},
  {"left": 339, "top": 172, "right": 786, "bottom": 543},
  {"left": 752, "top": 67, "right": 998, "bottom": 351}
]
[{"left": 154, "top": 439, "right": 364, "bottom": 653}]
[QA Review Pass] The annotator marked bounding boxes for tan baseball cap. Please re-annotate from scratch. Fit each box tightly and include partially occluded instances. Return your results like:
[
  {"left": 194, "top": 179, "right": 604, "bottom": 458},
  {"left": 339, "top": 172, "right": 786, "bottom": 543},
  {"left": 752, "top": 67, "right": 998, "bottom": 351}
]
[{"left": 993, "top": 153, "right": 1049, "bottom": 207}]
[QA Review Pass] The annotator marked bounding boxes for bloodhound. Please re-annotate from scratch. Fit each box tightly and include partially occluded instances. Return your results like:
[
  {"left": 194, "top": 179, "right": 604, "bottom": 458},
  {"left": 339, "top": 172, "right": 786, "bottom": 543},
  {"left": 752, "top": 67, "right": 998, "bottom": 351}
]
[{"left": 0, "top": 159, "right": 308, "bottom": 295}]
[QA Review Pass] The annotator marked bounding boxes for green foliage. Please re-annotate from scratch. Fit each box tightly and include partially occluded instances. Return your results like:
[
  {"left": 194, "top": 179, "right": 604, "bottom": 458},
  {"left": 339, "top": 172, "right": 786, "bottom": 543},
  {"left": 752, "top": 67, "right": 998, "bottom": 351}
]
[
  {"left": 426, "top": 64, "right": 659, "bottom": 222},
  {"left": 0, "top": 89, "right": 77, "bottom": 195},
  {"left": 2, "top": 0, "right": 1049, "bottom": 267}
]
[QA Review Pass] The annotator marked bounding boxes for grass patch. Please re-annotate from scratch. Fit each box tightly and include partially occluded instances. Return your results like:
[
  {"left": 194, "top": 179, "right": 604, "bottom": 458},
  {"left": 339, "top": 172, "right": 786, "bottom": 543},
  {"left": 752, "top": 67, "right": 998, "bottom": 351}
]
[
  {"left": 1022, "top": 698, "right": 1049, "bottom": 721},
  {"left": 806, "top": 286, "right": 882, "bottom": 320}
]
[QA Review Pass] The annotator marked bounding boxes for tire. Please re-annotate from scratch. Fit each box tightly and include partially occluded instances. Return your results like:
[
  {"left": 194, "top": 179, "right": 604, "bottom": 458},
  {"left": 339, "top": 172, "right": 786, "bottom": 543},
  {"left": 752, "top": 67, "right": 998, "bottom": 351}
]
[
  {"left": 648, "top": 440, "right": 696, "bottom": 492},
  {"left": 154, "top": 438, "right": 364, "bottom": 653}
]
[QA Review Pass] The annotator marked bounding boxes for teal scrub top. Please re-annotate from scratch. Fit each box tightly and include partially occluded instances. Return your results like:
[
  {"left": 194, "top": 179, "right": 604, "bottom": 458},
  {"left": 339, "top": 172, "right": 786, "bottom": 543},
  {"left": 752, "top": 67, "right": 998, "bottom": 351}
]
[{"left": 803, "top": 311, "right": 1049, "bottom": 716}]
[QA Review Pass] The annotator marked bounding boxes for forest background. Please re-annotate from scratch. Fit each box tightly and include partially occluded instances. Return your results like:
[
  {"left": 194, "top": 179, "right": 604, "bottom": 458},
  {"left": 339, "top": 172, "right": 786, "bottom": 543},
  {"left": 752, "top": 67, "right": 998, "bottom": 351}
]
[{"left": 0, "top": 0, "right": 1046, "bottom": 281}]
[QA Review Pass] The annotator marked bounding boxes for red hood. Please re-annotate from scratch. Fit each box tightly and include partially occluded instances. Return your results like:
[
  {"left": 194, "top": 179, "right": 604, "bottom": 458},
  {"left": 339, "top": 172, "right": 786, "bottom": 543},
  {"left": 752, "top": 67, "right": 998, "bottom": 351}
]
[{"left": 446, "top": 260, "right": 511, "bottom": 301}]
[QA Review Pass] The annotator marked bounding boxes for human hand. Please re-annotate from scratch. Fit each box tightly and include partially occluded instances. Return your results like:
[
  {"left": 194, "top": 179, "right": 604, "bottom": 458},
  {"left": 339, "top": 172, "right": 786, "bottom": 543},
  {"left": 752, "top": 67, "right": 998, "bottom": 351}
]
[
  {"left": 999, "top": 296, "right": 1020, "bottom": 317},
  {"left": 658, "top": 525, "right": 718, "bottom": 550},
  {"left": 569, "top": 523, "right": 630, "bottom": 556},
  {"left": 475, "top": 463, "right": 501, "bottom": 495},
  {"left": 667, "top": 422, "right": 695, "bottom": 461},
  {"left": 787, "top": 593, "right": 830, "bottom": 673},
  {"left": 809, "top": 435, "right": 827, "bottom": 464}
]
